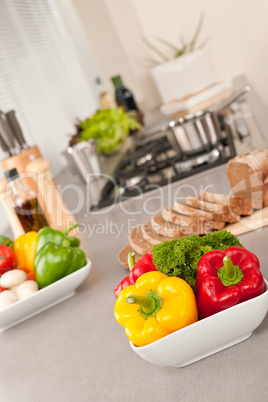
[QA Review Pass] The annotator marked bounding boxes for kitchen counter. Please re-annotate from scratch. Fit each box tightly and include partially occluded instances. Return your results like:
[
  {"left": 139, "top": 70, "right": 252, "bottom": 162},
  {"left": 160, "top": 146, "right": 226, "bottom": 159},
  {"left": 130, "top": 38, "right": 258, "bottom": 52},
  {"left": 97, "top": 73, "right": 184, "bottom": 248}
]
[
  {"left": 1, "top": 164, "right": 268, "bottom": 402},
  {"left": 58, "top": 74, "right": 268, "bottom": 213}
]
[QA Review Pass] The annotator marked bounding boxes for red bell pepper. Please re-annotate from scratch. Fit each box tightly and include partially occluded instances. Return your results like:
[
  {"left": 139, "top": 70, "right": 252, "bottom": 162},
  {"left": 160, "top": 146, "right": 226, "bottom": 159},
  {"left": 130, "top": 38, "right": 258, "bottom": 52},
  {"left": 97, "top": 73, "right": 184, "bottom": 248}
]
[
  {"left": 195, "top": 246, "right": 265, "bottom": 319},
  {"left": 0, "top": 245, "right": 16, "bottom": 275},
  {"left": 114, "top": 252, "right": 157, "bottom": 298}
]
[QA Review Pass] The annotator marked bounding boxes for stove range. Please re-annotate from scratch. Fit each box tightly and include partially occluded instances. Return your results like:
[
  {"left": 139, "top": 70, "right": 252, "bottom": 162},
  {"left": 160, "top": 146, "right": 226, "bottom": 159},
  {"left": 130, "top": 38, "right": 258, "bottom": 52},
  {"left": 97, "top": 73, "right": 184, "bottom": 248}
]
[{"left": 91, "top": 131, "right": 236, "bottom": 211}]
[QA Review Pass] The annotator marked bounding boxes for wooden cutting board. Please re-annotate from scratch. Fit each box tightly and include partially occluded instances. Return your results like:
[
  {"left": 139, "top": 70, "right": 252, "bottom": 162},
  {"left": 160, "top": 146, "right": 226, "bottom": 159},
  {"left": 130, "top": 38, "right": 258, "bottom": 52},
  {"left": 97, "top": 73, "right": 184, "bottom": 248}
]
[
  {"left": 170, "top": 89, "right": 232, "bottom": 119},
  {"left": 225, "top": 207, "right": 268, "bottom": 235}
]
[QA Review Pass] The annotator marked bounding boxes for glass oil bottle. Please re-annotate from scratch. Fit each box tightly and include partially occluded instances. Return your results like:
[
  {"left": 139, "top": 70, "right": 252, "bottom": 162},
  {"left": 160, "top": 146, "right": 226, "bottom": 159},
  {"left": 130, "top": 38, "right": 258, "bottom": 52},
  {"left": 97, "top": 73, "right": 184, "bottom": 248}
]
[{"left": 4, "top": 168, "right": 48, "bottom": 233}]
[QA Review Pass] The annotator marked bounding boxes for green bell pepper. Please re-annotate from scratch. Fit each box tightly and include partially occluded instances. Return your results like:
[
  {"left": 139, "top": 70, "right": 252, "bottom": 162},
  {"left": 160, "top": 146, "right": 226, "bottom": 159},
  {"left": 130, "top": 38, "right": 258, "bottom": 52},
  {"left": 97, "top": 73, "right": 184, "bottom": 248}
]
[
  {"left": 36, "top": 223, "right": 80, "bottom": 254},
  {"left": 34, "top": 243, "right": 87, "bottom": 288},
  {"left": 0, "top": 235, "right": 14, "bottom": 249}
]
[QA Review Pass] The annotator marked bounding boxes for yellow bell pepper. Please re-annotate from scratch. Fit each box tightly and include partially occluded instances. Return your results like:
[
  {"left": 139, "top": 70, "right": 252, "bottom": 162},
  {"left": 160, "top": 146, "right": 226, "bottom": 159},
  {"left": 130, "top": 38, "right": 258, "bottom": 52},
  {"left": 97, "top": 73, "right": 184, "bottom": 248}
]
[
  {"left": 14, "top": 231, "right": 38, "bottom": 272},
  {"left": 114, "top": 271, "right": 198, "bottom": 347}
]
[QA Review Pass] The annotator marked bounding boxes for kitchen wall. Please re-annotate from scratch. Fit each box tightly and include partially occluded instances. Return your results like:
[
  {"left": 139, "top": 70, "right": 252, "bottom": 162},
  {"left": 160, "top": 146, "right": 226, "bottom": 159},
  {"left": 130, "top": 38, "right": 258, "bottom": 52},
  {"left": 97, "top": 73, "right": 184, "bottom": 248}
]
[
  {"left": 0, "top": 0, "right": 101, "bottom": 233},
  {"left": 0, "top": 0, "right": 100, "bottom": 176},
  {"left": 72, "top": 0, "right": 268, "bottom": 111}
]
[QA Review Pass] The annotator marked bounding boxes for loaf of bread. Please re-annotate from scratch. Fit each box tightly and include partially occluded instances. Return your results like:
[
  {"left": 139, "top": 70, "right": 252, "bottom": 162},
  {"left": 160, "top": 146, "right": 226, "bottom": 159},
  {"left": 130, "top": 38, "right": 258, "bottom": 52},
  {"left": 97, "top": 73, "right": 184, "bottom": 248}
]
[
  {"left": 118, "top": 150, "right": 268, "bottom": 268},
  {"left": 227, "top": 148, "right": 268, "bottom": 207}
]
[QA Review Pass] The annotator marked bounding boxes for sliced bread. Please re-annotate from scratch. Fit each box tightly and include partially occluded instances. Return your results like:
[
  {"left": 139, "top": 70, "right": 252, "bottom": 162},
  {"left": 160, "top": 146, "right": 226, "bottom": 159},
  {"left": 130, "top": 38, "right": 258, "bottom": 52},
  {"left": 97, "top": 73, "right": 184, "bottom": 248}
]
[
  {"left": 162, "top": 207, "right": 225, "bottom": 232},
  {"left": 141, "top": 222, "right": 172, "bottom": 246},
  {"left": 151, "top": 214, "right": 183, "bottom": 238},
  {"left": 199, "top": 190, "right": 258, "bottom": 212},
  {"left": 186, "top": 196, "right": 229, "bottom": 214},
  {"left": 118, "top": 243, "right": 143, "bottom": 269},
  {"left": 173, "top": 200, "right": 240, "bottom": 223},
  {"left": 129, "top": 225, "right": 153, "bottom": 255}
]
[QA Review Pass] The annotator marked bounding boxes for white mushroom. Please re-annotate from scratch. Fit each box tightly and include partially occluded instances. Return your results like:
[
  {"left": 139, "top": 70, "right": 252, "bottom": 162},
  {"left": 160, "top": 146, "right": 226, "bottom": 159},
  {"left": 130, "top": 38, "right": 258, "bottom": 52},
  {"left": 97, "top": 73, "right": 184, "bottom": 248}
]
[
  {"left": 0, "top": 269, "right": 28, "bottom": 289},
  {"left": 0, "top": 290, "right": 18, "bottom": 310},
  {"left": 16, "top": 280, "right": 39, "bottom": 301}
]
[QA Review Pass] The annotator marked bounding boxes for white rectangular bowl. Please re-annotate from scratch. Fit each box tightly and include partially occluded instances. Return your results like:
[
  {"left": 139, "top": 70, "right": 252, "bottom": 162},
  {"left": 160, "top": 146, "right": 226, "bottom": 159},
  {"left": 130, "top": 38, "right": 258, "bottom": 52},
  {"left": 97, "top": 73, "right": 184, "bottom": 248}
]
[
  {"left": 130, "top": 280, "right": 268, "bottom": 367},
  {"left": 0, "top": 259, "right": 92, "bottom": 332}
]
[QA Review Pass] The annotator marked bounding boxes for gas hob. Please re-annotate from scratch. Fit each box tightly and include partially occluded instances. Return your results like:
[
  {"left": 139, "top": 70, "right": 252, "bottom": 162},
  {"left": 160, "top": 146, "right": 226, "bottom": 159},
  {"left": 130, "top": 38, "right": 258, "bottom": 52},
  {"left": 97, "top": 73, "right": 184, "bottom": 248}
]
[{"left": 91, "top": 133, "right": 235, "bottom": 211}]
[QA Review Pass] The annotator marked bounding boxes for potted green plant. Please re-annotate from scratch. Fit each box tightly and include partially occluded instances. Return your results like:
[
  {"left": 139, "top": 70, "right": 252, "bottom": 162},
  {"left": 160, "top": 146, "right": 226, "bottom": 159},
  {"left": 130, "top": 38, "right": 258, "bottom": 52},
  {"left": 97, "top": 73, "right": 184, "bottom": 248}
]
[
  {"left": 143, "top": 13, "right": 214, "bottom": 104},
  {"left": 69, "top": 108, "right": 141, "bottom": 155}
]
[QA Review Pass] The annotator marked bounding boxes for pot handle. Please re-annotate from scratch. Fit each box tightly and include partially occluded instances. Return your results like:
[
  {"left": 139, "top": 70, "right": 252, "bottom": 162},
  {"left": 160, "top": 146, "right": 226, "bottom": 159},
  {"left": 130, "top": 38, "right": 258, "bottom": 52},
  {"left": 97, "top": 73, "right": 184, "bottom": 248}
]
[
  {"left": 212, "top": 85, "right": 250, "bottom": 115},
  {"left": 165, "top": 122, "right": 183, "bottom": 156}
]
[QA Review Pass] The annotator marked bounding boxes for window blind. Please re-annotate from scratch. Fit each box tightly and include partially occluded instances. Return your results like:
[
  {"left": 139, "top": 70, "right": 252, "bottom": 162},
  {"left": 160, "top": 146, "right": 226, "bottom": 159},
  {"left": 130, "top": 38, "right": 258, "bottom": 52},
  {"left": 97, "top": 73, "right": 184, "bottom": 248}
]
[{"left": 0, "top": 0, "right": 100, "bottom": 232}]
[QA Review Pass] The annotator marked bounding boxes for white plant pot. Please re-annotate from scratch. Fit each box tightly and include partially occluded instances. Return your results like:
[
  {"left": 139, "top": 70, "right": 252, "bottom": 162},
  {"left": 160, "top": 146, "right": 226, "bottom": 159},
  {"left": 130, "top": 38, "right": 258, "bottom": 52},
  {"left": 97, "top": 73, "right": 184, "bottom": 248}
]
[{"left": 150, "top": 50, "right": 215, "bottom": 105}]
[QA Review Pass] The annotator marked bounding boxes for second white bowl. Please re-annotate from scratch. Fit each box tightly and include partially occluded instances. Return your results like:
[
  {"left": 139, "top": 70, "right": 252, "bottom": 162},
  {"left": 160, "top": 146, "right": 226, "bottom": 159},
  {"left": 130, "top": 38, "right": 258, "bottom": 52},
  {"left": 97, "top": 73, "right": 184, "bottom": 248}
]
[{"left": 130, "top": 280, "right": 268, "bottom": 367}]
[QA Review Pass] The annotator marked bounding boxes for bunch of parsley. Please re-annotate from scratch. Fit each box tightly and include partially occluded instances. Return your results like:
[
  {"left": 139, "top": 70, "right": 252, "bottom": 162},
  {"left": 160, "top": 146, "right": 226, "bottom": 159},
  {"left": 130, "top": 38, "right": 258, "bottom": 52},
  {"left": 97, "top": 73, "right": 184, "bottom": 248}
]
[{"left": 152, "top": 230, "right": 243, "bottom": 291}]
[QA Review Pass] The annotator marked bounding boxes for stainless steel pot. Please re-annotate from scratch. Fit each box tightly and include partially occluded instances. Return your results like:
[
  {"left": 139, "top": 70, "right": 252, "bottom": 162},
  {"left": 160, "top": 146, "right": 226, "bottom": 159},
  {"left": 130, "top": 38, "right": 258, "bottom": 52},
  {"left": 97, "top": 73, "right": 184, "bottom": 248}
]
[
  {"left": 166, "top": 85, "right": 250, "bottom": 156},
  {"left": 167, "top": 111, "right": 221, "bottom": 155}
]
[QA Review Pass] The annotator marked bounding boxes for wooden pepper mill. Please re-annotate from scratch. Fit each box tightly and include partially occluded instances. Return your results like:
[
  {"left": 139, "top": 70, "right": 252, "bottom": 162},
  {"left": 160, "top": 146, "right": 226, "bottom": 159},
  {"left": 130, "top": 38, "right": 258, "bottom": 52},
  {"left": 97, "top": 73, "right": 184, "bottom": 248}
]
[{"left": 26, "top": 156, "right": 76, "bottom": 231}]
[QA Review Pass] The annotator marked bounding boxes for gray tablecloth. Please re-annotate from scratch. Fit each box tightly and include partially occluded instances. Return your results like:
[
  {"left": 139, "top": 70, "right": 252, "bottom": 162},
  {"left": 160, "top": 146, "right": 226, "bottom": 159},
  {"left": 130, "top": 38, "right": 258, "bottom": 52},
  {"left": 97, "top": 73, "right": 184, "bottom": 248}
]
[{"left": 0, "top": 165, "right": 268, "bottom": 402}]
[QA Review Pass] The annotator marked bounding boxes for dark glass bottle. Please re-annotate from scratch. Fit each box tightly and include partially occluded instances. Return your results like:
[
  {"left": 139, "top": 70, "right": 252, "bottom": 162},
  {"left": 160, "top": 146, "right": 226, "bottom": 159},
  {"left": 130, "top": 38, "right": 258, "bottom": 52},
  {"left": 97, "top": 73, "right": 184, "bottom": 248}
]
[
  {"left": 111, "top": 75, "right": 139, "bottom": 112},
  {"left": 5, "top": 168, "right": 49, "bottom": 233}
]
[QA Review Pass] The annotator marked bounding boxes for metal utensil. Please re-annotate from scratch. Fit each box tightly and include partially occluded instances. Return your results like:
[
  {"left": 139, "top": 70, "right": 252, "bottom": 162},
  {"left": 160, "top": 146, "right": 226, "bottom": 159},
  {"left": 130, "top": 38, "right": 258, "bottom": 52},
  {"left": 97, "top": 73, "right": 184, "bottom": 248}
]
[
  {"left": 5, "top": 110, "right": 28, "bottom": 150},
  {"left": 0, "top": 110, "right": 18, "bottom": 155},
  {"left": 229, "top": 102, "right": 250, "bottom": 139},
  {"left": 213, "top": 85, "right": 250, "bottom": 115}
]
